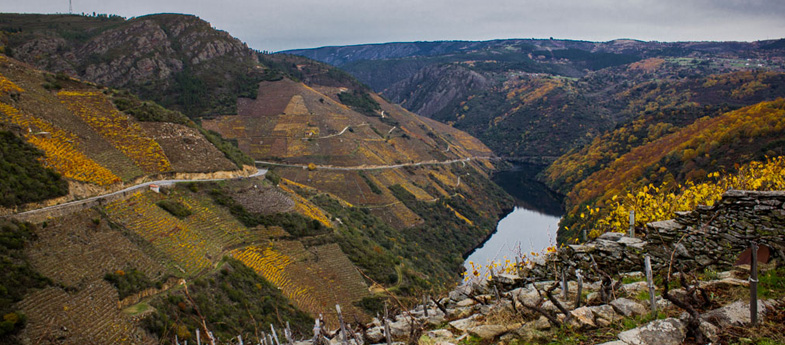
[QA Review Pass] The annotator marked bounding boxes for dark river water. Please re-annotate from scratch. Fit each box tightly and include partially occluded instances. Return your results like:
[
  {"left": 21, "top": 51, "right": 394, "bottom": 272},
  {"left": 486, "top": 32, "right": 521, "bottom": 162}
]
[{"left": 463, "top": 163, "right": 564, "bottom": 274}]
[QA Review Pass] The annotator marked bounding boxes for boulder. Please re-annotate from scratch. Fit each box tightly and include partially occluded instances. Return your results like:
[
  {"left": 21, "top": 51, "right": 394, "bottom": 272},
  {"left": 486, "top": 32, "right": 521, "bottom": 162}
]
[
  {"left": 599, "top": 232, "right": 625, "bottom": 241},
  {"left": 569, "top": 306, "right": 596, "bottom": 329},
  {"left": 701, "top": 300, "right": 774, "bottom": 327},
  {"left": 425, "top": 329, "right": 456, "bottom": 344},
  {"left": 366, "top": 326, "right": 385, "bottom": 343},
  {"left": 619, "top": 271, "right": 644, "bottom": 280},
  {"left": 586, "top": 292, "right": 601, "bottom": 305},
  {"left": 387, "top": 318, "right": 412, "bottom": 338},
  {"left": 422, "top": 310, "right": 447, "bottom": 326},
  {"left": 596, "top": 341, "right": 627, "bottom": 345},
  {"left": 620, "top": 281, "right": 650, "bottom": 296},
  {"left": 515, "top": 318, "right": 550, "bottom": 343},
  {"left": 699, "top": 277, "right": 749, "bottom": 289},
  {"left": 699, "top": 320, "right": 720, "bottom": 344},
  {"left": 618, "top": 236, "right": 646, "bottom": 250},
  {"left": 449, "top": 284, "right": 474, "bottom": 301},
  {"left": 617, "top": 318, "right": 686, "bottom": 345},
  {"left": 494, "top": 273, "right": 523, "bottom": 287},
  {"left": 589, "top": 305, "right": 621, "bottom": 326},
  {"left": 610, "top": 298, "right": 647, "bottom": 317},
  {"left": 456, "top": 298, "right": 477, "bottom": 307},
  {"left": 467, "top": 324, "right": 512, "bottom": 340},
  {"left": 448, "top": 315, "right": 480, "bottom": 332}
]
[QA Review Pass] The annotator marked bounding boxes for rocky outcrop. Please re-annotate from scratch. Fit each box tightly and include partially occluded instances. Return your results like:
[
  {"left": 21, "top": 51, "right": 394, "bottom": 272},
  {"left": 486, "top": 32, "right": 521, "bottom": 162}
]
[
  {"left": 8, "top": 14, "right": 260, "bottom": 116},
  {"left": 384, "top": 64, "right": 492, "bottom": 118}
]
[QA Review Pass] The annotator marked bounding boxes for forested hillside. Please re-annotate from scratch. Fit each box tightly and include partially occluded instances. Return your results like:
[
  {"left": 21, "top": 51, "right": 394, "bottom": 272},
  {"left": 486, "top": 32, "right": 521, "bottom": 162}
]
[{"left": 288, "top": 39, "right": 785, "bottom": 159}]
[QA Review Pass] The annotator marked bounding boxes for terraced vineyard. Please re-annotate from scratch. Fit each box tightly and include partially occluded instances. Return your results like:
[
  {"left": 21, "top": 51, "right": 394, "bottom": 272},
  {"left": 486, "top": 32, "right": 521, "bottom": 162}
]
[
  {"left": 105, "top": 191, "right": 250, "bottom": 276},
  {"left": 57, "top": 90, "right": 172, "bottom": 174},
  {"left": 232, "top": 241, "right": 370, "bottom": 326},
  {"left": 25, "top": 209, "right": 166, "bottom": 287},
  {"left": 231, "top": 244, "right": 317, "bottom": 311},
  {"left": 0, "top": 102, "right": 121, "bottom": 185},
  {"left": 278, "top": 183, "right": 333, "bottom": 227},
  {"left": 17, "top": 281, "right": 156, "bottom": 345}
]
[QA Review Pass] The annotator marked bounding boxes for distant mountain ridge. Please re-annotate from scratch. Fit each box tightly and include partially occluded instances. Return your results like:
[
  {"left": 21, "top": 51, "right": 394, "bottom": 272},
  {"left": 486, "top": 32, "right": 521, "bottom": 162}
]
[{"left": 286, "top": 38, "right": 785, "bottom": 159}]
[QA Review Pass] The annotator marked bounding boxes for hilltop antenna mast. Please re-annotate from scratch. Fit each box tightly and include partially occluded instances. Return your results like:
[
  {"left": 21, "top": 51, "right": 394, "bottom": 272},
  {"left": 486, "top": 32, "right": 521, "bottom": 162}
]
[{"left": 69, "top": 0, "right": 72, "bottom": 14}]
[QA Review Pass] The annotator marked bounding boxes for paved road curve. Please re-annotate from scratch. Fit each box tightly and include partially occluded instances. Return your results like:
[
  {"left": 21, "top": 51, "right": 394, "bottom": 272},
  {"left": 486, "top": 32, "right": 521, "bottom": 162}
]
[{"left": 13, "top": 168, "right": 267, "bottom": 218}]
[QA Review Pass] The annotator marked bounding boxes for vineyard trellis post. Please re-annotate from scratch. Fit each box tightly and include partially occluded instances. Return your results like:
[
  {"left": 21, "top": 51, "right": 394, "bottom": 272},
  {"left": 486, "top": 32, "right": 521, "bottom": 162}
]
[
  {"left": 286, "top": 322, "right": 294, "bottom": 345},
  {"left": 750, "top": 242, "right": 759, "bottom": 325},
  {"left": 271, "top": 324, "right": 282, "bottom": 345},
  {"left": 337, "top": 304, "right": 349, "bottom": 345},
  {"left": 560, "top": 268, "right": 568, "bottom": 300},
  {"left": 383, "top": 303, "right": 392, "bottom": 345},
  {"left": 575, "top": 270, "right": 583, "bottom": 308},
  {"left": 645, "top": 255, "right": 657, "bottom": 316}
]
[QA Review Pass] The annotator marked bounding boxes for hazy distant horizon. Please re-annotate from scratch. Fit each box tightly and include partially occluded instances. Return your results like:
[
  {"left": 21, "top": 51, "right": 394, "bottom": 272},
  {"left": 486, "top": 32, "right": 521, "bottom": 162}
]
[{"left": 5, "top": 0, "right": 785, "bottom": 52}]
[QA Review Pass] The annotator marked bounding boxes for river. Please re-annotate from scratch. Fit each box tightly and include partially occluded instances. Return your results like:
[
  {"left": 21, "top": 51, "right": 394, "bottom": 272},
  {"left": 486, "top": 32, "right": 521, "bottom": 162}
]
[{"left": 463, "top": 163, "right": 563, "bottom": 275}]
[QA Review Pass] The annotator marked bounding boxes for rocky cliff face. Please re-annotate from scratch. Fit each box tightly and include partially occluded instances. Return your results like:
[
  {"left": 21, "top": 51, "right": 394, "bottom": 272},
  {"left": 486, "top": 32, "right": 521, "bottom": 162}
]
[
  {"left": 14, "top": 14, "right": 254, "bottom": 85},
  {"left": 384, "top": 64, "right": 491, "bottom": 118},
  {"left": 4, "top": 13, "right": 262, "bottom": 116}
]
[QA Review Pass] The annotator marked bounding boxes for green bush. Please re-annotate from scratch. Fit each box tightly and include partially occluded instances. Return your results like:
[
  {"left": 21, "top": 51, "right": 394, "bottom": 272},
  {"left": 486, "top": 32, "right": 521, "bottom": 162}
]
[
  {"left": 156, "top": 200, "right": 192, "bottom": 218},
  {"left": 0, "top": 220, "right": 49, "bottom": 338},
  {"left": 337, "top": 90, "right": 381, "bottom": 117},
  {"left": 143, "top": 258, "right": 312, "bottom": 342},
  {"left": 103, "top": 268, "right": 159, "bottom": 300}
]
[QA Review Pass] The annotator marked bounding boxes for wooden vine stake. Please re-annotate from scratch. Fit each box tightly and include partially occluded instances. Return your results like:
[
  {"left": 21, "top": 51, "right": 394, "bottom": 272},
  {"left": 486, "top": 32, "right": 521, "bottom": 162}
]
[
  {"left": 750, "top": 242, "right": 759, "bottom": 326},
  {"left": 575, "top": 270, "right": 583, "bottom": 308},
  {"left": 337, "top": 304, "right": 349, "bottom": 345},
  {"left": 645, "top": 255, "right": 657, "bottom": 316},
  {"left": 561, "top": 268, "right": 568, "bottom": 300},
  {"left": 383, "top": 303, "right": 392, "bottom": 345}
]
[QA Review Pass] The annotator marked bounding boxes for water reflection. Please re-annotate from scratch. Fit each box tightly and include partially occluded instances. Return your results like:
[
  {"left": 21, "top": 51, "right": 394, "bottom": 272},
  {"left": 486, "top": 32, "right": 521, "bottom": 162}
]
[{"left": 463, "top": 163, "right": 563, "bottom": 275}]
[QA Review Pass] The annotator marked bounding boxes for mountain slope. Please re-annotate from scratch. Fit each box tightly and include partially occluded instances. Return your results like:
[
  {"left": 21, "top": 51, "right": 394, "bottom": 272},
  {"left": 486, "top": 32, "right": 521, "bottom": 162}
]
[
  {"left": 0, "top": 55, "right": 249, "bottom": 212},
  {"left": 554, "top": 99, "right": 785, "bottom": 241},
  {"left": 287, "top": 39, "right": 785, "bottom": 159},
  {"left": 1, "top": 13, "right": 265, "bottom": 117}
]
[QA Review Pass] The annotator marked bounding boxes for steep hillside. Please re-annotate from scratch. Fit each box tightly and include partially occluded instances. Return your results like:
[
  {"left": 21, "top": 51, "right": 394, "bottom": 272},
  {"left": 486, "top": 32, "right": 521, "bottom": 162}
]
[
  {"left": 0, "top": 13, "right": 266, "bottom": 117},
  {"left": 203, "top": 74, "right": 513, "bottom": 283},
  {"left": 0, "top": 55, "right": 250, "bottom": 212},
  {"left": 0, "top": 17, "right": 516, "bottom": 344},
  {"left": 553, "top": 99, "right": 785, "bottom": 241},
  {"left": 287, "top": 39, "right": 785, "bottom": 159}
]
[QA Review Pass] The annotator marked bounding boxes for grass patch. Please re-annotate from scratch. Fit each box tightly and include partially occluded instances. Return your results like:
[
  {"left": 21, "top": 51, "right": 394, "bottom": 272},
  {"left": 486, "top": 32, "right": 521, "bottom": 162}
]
[
  {"left": 123, "top": 302, "right": 152, "bottom": 316},
  {"left": 759, "top": 266, "right": 785, "bottom": 299}
]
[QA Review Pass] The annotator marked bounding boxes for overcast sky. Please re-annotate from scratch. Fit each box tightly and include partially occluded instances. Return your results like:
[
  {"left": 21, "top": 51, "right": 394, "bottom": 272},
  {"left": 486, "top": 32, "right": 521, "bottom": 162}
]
[{"left": 5, "top": 0, "right": 785, "bottom": 52}]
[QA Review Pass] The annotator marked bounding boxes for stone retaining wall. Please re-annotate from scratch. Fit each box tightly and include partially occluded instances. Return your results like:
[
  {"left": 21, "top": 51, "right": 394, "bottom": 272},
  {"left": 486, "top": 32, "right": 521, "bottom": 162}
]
[{"left": 525, "top": 190, "right": 785, "bottom": 281}]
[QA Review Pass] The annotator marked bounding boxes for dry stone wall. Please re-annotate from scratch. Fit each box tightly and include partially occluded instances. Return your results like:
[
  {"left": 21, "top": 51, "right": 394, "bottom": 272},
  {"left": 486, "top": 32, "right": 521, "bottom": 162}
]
[{"left": 525, "top": 189, "right": 785, "bottom": 282}]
